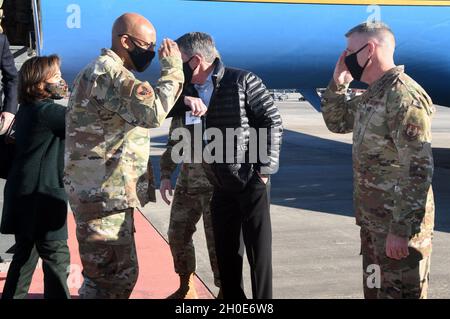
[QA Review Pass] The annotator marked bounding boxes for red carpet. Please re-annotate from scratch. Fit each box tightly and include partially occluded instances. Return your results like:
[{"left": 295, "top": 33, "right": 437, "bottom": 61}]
[{"left": 0, "top": 210, "right": 214, "bottom": 299}]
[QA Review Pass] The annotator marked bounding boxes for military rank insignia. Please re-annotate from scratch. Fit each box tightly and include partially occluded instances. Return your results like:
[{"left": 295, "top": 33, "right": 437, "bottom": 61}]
[{"left": 120, "top": 77, "right": 136, "bottom": 97}]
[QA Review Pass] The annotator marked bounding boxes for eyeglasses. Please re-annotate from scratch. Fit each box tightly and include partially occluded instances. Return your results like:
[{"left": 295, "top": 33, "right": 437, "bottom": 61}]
[{"left": 118, "top": 34, "right": 155, "bottom": 51}]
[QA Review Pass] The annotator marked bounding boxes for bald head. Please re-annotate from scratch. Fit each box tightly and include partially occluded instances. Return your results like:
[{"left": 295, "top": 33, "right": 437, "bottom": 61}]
[
  {"left": 111, "top": 13, "right": 157, "bottom": 71},
  {"left": 112, "top": 13, "right": 156, "bottom": 45}
]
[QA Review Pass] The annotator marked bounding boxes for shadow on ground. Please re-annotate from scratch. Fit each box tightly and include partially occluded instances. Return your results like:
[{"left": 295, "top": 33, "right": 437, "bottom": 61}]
[{"left": 151, "top": 129, "right": 450, "bottom": 232}]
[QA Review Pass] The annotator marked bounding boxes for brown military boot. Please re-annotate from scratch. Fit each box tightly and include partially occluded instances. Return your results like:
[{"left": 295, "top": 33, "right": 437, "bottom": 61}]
[{"left": 166, "top": 274, "right": 198, "bottom": 299}]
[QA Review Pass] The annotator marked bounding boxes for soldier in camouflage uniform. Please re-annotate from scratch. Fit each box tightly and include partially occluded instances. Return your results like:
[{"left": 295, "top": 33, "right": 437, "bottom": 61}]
[
  {"left": 160, "top": 117, "right": 220, "bottom": 299},
  {"left": 159, "top": 33, "right": 221, "bottom": 299},
  {"left": 64, "top": 13, "right": 184, "bottom": 299},
  {"left": 321, "top": 22, "right": 434, "bottom": 299}
]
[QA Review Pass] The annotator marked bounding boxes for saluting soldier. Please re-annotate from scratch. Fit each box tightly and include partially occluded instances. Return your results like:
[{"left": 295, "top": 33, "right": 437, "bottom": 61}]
[
  {"left": 321, "top": 22, "right": 435, "bottom": 299},
  {"left": 64, "top": 13, "right": 184, "bottom": 299}
]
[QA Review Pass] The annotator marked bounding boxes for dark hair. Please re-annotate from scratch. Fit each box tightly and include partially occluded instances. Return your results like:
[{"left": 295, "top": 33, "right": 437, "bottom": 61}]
[{"left": 18, "top": 55, "right": 61, "bottom": 104}]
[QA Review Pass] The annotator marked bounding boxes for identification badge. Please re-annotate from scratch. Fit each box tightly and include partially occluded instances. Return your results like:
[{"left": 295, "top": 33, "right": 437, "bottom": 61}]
[{"left": 185, "top": 111, "right": 202, "bottom": 125}]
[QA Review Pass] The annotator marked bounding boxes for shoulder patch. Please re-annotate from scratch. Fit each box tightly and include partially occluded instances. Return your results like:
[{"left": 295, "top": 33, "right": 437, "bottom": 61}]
[
  {"left": 404, "top": 123, "right": 421, "bottom": 141},
  {"left": 135, "top": 82, "right": 154, "bottom": 101}
]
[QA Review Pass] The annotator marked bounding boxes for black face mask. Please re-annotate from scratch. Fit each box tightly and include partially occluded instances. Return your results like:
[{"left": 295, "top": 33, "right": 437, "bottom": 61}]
[
  {"left": 45, "top": 79, "right": 68, "bottom": 100},
  {"left": 344, "top": 44, "right": 371, "bottom": 82},
  {"left": 183, "top": 56, "right": 196, "bottom": 85},
  {"left": 128, "top": 38, "right": 155, "bottom": 72}
]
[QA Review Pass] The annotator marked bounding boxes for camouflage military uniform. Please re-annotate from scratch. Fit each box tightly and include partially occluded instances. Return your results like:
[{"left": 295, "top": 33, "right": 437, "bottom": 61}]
[
  {"left": 160, "top": 115, "right": 220, "bottom": 287},
  {"left": 321, "top": 66, "right": 435, "bottom": 299},
  {"left": 65, "top": 48, "right": 183, "bottom": 299}
]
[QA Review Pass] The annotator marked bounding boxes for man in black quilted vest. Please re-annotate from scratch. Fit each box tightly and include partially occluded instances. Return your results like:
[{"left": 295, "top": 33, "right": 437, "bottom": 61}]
[{"left": 173, "top": 32, "right": 283, "bottom": 299}]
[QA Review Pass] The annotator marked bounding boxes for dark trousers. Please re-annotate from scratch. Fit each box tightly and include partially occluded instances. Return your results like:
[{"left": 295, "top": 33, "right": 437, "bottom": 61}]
[
  {"left": 1, "top": 238, "right": 70, "bottom": 299},
  {"left": 211, "top": 173, "right": 272, "bottom": 299}
]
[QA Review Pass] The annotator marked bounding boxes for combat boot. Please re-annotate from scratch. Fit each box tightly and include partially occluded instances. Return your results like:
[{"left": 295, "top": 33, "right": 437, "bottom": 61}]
[{"left": 167, "top": 274, "right": 198, "bottom": 299}]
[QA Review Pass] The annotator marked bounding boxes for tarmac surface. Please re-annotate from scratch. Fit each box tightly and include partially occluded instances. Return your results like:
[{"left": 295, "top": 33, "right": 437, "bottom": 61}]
[{"left": 1, "top": 100, "right": 449, "bottom": 298}]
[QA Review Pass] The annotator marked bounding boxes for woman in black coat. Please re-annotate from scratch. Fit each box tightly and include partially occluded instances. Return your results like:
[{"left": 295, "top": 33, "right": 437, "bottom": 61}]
[{"left": 0, "top": 55, "right": 70, "bottom": 299}]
